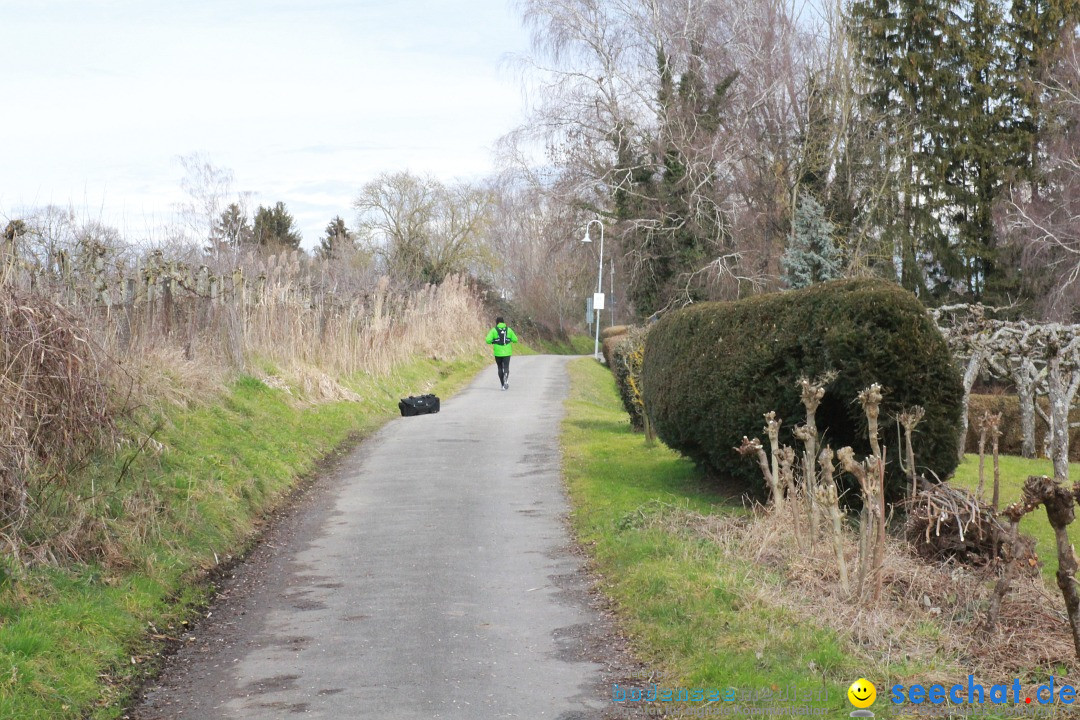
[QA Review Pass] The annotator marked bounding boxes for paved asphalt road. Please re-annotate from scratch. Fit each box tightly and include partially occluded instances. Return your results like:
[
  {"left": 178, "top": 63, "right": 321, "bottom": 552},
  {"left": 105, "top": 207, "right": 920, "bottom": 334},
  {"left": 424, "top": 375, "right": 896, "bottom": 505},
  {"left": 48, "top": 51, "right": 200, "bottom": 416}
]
[{"left": 134, "top": 355, "right": 616, "bottom": 719}]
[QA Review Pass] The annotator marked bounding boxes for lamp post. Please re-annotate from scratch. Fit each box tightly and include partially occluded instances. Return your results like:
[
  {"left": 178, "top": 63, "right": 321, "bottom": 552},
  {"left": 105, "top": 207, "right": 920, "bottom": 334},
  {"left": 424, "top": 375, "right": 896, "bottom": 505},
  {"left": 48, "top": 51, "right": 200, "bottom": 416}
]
[{"left": 581, "top": 219, "right": 604, "bottom": 359}]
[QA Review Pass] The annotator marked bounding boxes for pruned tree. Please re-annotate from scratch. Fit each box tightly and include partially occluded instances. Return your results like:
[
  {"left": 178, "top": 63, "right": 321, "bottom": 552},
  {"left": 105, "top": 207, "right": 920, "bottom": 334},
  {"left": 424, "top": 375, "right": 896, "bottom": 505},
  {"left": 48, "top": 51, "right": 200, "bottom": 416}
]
[
  {"left": 932, "top": 303, "right": 1010, "bottom": 462},
  {"left": 986, "top": 321, "right": 1045, "bottom": 458},
  {"left": 988, "top": 475, "right": 1080, "bottom": 659},
  {"left": 934, "top": 305, "right": 1080, "bottom": 475},
  {"left": 897, "top": 405, "right": 925, "bottom": 498}
]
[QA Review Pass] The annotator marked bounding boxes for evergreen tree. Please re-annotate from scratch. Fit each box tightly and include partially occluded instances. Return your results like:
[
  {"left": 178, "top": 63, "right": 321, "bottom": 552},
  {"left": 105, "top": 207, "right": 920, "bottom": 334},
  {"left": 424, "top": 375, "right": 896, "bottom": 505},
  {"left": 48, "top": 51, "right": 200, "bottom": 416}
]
[
  {"left": 848, "top": 0, "right": 953, "bottom": 295},
  {"left": 213, "top": 203, "right": 252, "bottom": 249},
  {"left": 943, "top": 0, "right": 1019, "bottom": 303},
  {"left": 848, "top": 0, "right": 1028, "bottom": 302},
  {"left": 316, "top": 216, "right": 354, "bottom": 259},
  {"left": 782, "top": 195, "right": 842, "bottom": 288},
  {"left": 252, "top": 202, "right": 303, "bottom": 251},
  {"left": 1008, "top": 0, "right": 1080, "bottom": 180}
]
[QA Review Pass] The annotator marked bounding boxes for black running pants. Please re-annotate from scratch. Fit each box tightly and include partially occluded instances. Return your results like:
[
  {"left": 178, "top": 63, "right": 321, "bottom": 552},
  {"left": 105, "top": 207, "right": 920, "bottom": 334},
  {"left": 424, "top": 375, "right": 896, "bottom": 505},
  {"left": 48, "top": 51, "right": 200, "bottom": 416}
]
[{"left": 495, "top": 356, "right": 510, "bottom": 385}]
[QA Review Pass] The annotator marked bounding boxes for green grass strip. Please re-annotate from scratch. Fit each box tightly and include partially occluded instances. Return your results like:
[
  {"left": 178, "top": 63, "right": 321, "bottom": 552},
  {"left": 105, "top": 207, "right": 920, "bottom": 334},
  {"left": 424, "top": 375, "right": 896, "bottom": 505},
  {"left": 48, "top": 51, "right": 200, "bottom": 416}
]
[
  {"left": 518, "top": 333, "right": 596, "bottom": 355},
  {"left": 560, "top": 358, "right": 860, "bottom": 716}
]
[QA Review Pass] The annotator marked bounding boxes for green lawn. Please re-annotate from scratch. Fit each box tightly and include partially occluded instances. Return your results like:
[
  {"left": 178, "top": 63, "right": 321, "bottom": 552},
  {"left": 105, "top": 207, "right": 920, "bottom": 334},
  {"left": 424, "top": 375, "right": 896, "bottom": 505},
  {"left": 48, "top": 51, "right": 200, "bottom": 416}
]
[
  {"left": 951, "top": 453, "right": 1080, "bottom": 583},
  {"left": 0, "top": 353, "right": 486, "bottom": 720}
]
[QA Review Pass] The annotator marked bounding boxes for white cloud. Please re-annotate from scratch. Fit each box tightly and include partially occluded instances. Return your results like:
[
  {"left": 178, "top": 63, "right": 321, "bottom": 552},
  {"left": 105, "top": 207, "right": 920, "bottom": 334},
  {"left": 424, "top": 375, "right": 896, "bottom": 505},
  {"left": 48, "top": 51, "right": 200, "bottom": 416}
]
[{"left": 1, "top": 0, "right": 532, "bottom": 247}]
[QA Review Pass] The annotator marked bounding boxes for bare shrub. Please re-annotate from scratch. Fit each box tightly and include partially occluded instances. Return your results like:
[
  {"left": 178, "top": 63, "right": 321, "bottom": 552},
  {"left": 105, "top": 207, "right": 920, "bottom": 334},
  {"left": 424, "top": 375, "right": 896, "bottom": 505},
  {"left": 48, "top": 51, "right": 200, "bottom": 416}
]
[{"left": 0, "top": 287, "right": 113, "bottom": 556}]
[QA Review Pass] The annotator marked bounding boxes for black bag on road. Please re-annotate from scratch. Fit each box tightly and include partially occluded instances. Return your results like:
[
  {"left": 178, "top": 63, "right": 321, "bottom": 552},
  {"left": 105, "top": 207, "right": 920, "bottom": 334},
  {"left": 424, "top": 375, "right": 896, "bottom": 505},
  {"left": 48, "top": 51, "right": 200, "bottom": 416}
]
[{"left": 398, "top": 394, "right": 440, "bottom": 416}]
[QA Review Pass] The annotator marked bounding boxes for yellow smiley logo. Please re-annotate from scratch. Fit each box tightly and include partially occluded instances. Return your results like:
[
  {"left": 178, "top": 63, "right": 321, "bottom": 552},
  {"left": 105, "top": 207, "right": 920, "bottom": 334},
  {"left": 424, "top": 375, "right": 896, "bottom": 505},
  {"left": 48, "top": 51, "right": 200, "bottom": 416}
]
[{"left": 848, "top": 678, "right": 876, "bottom": 709}]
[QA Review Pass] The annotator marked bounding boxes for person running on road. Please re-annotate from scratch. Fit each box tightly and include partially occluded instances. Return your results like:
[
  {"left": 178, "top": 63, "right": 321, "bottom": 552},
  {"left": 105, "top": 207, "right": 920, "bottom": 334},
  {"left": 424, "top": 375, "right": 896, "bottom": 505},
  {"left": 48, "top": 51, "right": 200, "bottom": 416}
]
[{"left": 485, "top": 316, "right": 518, "bottom": 390}]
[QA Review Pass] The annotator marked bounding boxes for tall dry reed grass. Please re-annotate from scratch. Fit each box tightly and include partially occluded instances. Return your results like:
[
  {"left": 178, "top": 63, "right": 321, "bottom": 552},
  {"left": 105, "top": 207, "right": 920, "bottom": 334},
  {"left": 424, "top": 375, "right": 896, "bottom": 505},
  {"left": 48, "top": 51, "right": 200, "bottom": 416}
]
[{"left": 1, "top": 238, "right": 488, "bottom": 563}]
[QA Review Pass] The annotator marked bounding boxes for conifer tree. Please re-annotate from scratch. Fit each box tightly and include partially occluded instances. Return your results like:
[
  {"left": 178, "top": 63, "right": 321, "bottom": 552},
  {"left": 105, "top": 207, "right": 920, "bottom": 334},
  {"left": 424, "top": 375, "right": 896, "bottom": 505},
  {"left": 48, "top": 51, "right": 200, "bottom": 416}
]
[
  {"left": 849, "top": 0, "right": 1080, "bottom": 304},
  {"left": 252, "top": 202, "right": 303, "bottom": 251},
  {"left": 849, "top": 0, "right": 1022, "bottom": 301},
  {"left": 944, "top": 0, "right": 1019, "bottom": 303},
  {"left": 213, "top": 203, "right": 251, "bottom": 249},
  {"left": 848, "top": 0, "right": 951, "bottom": 295},
  {"left": 1008, "top": 0, "right": 1080, "bottom": 181},
  {"left": 782, "top": 195, "right": 842, "bottom": 288},
  {"left": 316, "top": 216, "right": 353, "bottom": 260}
]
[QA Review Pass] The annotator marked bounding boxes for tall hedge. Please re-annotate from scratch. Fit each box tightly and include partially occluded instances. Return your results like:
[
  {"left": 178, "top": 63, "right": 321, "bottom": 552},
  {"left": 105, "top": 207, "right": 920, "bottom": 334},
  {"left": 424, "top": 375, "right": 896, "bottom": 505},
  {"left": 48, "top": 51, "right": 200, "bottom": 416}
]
[
  {"left": 641, "top": 279, "right": 964, "bottom": 500},
  {"left": 612, "top": 327, "right": 648, "bottom": 431}
]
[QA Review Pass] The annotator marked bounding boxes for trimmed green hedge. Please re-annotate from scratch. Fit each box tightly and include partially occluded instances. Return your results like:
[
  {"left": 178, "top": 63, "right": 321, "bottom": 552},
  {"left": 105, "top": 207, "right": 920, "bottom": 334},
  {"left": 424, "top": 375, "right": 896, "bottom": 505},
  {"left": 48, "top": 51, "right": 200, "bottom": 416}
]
[
  {"left": 641, "top": 279, "right": 964, "bottom": 500},
  {"left": 611, "top": 327, "right": 648, "bottom": 431}
]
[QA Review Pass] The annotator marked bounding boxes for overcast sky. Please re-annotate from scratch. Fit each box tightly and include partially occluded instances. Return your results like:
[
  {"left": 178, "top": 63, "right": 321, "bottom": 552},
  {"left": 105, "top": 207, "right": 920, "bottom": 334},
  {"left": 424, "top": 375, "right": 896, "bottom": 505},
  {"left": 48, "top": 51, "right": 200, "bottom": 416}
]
[{"left": 1, "top": 0, "right": 533, "bottom": 249}]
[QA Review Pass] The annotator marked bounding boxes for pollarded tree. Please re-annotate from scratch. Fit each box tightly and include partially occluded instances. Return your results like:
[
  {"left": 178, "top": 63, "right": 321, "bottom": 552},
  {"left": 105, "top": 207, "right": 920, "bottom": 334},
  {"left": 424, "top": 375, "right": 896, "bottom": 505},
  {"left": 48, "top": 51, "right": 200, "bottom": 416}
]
[
  {"left": 782, "top": 195, "right": 841, "bottom": 289},
  {"left": 252, "top": 202, "right": 303, "bottom": 252}
]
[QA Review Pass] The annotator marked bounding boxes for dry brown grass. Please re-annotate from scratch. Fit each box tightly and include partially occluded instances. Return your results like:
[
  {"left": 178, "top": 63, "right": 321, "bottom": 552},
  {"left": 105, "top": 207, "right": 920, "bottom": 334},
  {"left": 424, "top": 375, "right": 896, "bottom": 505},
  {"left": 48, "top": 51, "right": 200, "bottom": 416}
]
[
  {"left": 1, "top": 245, "right": 488, "bottom": 564},
  {"left": 113, "top": 343, "right": 227, "bottom": 411},
  {"left": 638, "top": 499, "right": 1079, "bottom": 685},
  {"left": 242, "top": 272, "right": 486, "bottom": 379},
  {"left": 0, "top": 287, "right": 113, "bottom": 555}
]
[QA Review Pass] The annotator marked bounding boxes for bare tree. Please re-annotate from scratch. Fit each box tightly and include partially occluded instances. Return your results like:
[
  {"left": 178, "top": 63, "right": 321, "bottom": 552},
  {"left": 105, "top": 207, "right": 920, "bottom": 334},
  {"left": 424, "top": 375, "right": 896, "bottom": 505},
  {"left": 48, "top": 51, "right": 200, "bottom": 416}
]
[
  {"left": 999, "top": 36, "right": 1080, "bottom": 322},
  {"left": 354, "top": 172, "right": 494, "bottom": 285},
  {"left": 176, "top": 152, "right": 251, "bottom": 260},
  {"left": 509, "top": 0, "right": 826, "bottom": 316},
  {"left": 485, "top": 174, "right": 596, "bottom": 333}
]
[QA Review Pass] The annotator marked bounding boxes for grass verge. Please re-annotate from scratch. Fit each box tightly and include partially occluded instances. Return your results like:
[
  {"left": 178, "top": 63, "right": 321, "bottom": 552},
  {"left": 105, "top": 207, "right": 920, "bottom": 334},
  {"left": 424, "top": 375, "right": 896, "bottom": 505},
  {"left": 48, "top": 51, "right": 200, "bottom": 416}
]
[
  {"left": 562, "top": 361, "right": 1080, "bottom": 718},
  {"left": 519, "top": 333, "right": 596, "bottom": 355},
  {"left": 0, "top": 352, "right": 486, "bottom": 720},
  {"left": 560, "top": 358, "right": 860, "bottom": 715}
]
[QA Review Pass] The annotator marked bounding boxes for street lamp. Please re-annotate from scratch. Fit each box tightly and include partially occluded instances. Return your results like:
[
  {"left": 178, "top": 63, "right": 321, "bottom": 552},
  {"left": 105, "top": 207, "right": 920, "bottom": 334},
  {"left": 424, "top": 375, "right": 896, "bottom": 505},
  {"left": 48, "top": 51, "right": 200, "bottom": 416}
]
[{"left": 581, "top": 219, "right": 604, "bottom": 360}]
